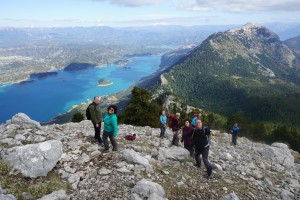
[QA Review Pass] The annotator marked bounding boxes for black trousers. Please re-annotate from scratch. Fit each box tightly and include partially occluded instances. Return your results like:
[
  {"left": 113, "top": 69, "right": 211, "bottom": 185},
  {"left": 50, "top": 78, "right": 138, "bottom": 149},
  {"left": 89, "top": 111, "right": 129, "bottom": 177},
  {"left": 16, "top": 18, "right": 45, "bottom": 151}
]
[
  {"left": 93, "top": 122, "right": 103, "bottom": 144},
  {"left": 195, "top": 146, "right": 212, "bottom": 176},
  {"left": 160, "top": 125, "right": 166, "bottom": 137}
]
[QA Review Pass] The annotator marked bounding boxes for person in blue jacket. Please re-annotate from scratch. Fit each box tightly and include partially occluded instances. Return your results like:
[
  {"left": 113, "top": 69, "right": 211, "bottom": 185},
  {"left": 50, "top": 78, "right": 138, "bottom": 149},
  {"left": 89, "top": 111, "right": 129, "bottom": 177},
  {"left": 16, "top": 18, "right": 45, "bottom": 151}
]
[
  {"left": 103, "top": 105, "right": 118, "bottom": 152},
  {"left": 159, "top": 110, "right": 167, "bottom": 138},
  {"left": 191, "top": 112, "right": 202, "bottom": 127},
  {"left": 230, "top": 123, "right": 240, "bottom": 145}
]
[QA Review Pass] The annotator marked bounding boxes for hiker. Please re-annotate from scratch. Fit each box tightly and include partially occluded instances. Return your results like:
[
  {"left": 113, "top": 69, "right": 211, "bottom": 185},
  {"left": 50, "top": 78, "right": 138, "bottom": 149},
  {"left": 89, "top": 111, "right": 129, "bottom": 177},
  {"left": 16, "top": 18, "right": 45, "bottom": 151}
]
[
  {"left": 181, "top": 119, "right": 194, "bottom": 156},
  {"left": 183, "top": 119, "right": 212, "bottom": 178},
  {"left": 171, "top": 113, "right": 181, "bottom": 146},
  {"left": 89, "top": 96, "right": 103, "bottom": 145},
  {"left": 230, "top": 122, "right": 240, "bottom": 146},
  {"left": 159, "top": 110, "right": 167, "bottom": 138},
  {"left": 191, "top": 112, "right": 202, "bottom": 127},
  {"left": 103, "top": 105, "right": 118, "bottom": 152}
]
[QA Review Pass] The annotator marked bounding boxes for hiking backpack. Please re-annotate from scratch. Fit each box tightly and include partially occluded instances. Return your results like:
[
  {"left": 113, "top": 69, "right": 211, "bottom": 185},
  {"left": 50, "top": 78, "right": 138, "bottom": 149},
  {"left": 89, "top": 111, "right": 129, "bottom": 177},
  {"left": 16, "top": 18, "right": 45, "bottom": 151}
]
[
  {"left": 168, "top": 114, "right": 175, "bottom": 127},
  {"left": 85, "top": 104, "right": 93, "bottom": 120}
]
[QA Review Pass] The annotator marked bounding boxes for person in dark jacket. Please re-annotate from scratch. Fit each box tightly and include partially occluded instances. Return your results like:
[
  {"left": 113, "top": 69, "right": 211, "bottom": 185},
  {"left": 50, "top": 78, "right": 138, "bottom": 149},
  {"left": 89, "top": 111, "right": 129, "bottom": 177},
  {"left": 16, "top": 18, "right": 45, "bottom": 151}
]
[
  {"left": 184, "top": 119, "right": 212, "bottom": 178},
  {"left": 171, "top": 113, "right": 181, "bottom": 146},
  {"left": 89, "top": 96, "right": 103, "bottom": 144},
  {"left": 181, "top": 120, "right": 194, "bottom": 156},
  {"left": 230, "top": 123, "right": 240, "bottom": 145},
  {"left": 103, "top": 105, "right": 118, "bottom": 152}
]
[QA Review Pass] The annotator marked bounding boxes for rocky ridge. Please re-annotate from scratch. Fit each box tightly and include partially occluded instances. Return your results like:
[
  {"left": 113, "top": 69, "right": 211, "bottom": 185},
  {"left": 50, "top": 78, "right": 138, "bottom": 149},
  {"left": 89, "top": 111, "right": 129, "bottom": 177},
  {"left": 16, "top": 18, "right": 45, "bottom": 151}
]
[{"left": 0, "top": 113, "right": 300, "bottom": 199}]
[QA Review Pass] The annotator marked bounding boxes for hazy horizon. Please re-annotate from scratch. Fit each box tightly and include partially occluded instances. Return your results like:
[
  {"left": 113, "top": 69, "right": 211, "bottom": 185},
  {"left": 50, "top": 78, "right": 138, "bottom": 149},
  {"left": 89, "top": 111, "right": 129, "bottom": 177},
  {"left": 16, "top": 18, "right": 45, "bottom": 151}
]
[{"left": 1, "top": 0, "right": 300, "bottom": 27}]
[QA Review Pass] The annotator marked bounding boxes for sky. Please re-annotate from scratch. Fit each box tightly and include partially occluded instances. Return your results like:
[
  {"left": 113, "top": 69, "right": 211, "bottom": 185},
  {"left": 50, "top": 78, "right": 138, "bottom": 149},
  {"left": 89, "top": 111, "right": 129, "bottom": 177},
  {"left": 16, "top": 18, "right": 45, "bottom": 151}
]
[{"left": 1, "top": 0, "right": 300, "bottom": 27}]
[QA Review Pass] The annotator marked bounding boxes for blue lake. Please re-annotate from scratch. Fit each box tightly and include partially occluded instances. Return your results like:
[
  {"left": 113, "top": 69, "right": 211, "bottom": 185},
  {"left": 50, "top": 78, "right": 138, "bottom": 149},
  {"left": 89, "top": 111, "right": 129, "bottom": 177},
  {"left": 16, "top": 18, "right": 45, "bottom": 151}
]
[{"left": 0, "top": 55, "right": 161, "bottom": 123}]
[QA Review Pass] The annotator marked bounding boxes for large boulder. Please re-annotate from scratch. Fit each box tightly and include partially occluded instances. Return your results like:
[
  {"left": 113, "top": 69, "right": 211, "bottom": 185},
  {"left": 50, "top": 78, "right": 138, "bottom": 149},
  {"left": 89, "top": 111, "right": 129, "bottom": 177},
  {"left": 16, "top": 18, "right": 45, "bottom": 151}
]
[
  {"left": 1, "top": 140, "right": 62, "bottom": 178},
  {"left": 260, "top": 143, "right": 294, "bottom": 167},
  {"left": 158, "top": 146, "right": 190, "bottom": 161},
  {"left": 122, "top": 149, "right": 150, "bottom": 168},
  {"left": 131, "top": 179, "right": 165, "bottom": 200},
  {"left": 7, "top": 113, "right": 43, "bottom": 130}
]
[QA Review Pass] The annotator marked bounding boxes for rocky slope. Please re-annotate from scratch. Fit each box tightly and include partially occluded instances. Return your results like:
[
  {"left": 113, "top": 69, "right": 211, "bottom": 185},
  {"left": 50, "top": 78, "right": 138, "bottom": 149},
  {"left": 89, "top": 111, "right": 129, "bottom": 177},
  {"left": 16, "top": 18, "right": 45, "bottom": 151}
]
[{"left": 1, "top": 113, "right": 300, "bottom": 200}]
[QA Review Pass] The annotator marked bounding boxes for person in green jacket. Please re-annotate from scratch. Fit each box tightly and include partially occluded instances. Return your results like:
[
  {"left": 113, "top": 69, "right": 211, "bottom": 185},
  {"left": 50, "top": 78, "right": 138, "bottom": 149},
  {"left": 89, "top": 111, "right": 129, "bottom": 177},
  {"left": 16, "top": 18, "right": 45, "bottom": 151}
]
[
  {"left": 89, "top": 96, "right": 103, "bottom": 144},
  {"left": 103, "top": 105, "right": 118, "bottom": 152}
]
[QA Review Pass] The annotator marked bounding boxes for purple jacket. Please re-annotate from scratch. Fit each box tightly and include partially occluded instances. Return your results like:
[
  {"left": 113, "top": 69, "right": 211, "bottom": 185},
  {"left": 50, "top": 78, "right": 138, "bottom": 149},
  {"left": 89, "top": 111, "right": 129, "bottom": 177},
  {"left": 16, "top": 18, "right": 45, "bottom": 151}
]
[{"left": 182, "top": 126, "right": 194, "bottom": 145}]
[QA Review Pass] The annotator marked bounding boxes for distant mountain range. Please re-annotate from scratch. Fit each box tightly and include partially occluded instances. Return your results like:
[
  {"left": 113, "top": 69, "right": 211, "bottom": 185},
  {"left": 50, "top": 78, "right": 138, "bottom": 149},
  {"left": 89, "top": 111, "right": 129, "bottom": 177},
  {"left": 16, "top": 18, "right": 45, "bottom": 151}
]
[
  {"left": 1, "top": 23, "right": 300, "bottom": 48},
  {"left": 145, "top": 24, "right": 300, "bottom": 124},
  {"left": 0, "top": 25, "right": 235, "bottom": 47},
  {"left": 284, "top": 35, "right": 300, "bottom": 52}
]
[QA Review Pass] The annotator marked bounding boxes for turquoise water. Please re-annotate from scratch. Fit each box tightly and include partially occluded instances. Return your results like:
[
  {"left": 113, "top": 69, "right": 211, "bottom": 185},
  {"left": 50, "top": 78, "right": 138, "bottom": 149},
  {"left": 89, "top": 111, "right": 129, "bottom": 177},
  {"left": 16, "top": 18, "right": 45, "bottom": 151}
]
[{"left": 0, "top": 55, "right": 161, "bottom": 123}]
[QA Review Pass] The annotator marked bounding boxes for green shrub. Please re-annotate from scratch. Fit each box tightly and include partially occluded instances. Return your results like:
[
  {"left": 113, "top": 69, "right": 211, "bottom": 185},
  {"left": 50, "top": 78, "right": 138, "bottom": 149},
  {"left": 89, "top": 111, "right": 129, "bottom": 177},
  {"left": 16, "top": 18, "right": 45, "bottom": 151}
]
[{"left": 71, "top": 112, "right": 84, "bottom": 123}]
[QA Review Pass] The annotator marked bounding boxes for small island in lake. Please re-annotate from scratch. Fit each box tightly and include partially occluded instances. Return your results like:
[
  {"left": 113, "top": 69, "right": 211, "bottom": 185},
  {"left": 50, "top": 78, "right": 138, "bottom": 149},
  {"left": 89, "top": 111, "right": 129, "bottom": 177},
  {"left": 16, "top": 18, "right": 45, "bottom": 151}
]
[{"left": 97, "top": 78, "right": 113, "bottom": 86}]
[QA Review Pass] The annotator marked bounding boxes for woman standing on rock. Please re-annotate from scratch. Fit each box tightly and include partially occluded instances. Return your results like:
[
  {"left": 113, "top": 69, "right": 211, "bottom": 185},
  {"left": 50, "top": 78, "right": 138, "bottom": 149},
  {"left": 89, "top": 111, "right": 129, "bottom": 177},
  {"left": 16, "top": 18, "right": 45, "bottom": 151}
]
[
  {"left": 181, "top": 120, "right": 195, "bottom": 156},
  {"left": 103, "top": 105, "right": 118, "bottom": 152}
]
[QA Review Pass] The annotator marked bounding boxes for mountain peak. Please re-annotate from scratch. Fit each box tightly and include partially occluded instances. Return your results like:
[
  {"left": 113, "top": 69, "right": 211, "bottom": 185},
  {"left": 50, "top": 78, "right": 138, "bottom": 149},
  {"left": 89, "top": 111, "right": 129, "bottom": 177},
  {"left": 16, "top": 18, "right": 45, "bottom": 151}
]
[{"left": 227, "top": 23, "right": 279, "bottom": 41}]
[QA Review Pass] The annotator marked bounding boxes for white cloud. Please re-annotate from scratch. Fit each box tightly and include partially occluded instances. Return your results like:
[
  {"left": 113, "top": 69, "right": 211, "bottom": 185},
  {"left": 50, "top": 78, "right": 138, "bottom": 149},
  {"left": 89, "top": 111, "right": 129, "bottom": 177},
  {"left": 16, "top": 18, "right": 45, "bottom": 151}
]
[
  {"left": 93, "top": 0, "right": 163, "bottom": 7},
  {"left": 181, "top": 0, "right": 300, "bottom": 12}
]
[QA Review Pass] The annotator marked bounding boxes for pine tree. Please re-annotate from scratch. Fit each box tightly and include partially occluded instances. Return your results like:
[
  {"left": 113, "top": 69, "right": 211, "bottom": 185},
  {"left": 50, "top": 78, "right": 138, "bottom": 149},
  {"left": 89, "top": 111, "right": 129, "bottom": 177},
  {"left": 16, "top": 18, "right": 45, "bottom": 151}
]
[
  {"left": 71, "top": 112, "right": 84, "bottom": 123},
  {"left": 122, "top": 87, "right": 161, "bottom": 127}
]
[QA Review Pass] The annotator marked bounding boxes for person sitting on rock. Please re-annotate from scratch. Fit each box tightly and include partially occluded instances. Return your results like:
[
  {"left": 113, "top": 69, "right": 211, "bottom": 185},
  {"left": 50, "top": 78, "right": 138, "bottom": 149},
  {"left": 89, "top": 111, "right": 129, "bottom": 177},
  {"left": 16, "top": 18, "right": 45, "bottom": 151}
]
[
  {"left": 183, "top": 119, "right": 212, "bottom": 178},
  {"left": 181, "top": 119, "right": 194, "bottom": 156},
  {"left": 103, "top": 105, "right": 118, "bottom": 152}
]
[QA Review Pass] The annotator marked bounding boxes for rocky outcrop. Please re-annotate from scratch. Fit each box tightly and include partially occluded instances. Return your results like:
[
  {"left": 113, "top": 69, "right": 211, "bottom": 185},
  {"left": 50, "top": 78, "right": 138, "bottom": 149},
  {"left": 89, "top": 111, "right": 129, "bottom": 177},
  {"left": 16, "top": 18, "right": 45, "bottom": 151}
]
[
  {"left": 1, "top": 140, "right": 62, "bottom": 178},
  {"left": 0, "top": 113, "right": 300, "bottom": 199},
  {"left": 6, "top": 113, "right": 42, "bottom": 130},
  {"left": 261, "top": 142, "right": 295, "bottom": 167}
]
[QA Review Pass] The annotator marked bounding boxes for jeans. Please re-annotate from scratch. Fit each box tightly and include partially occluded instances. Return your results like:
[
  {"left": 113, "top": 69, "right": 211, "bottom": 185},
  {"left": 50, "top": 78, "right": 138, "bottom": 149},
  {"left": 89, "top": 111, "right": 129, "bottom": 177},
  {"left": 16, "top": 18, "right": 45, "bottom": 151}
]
[
  {"left": 172, "top": 130, "right": 179, "bottom": 146},
  {"left": 160, "top": 125, "right": 166, "bottom": 137},
  {"left": 195, "top": 146, "right": 212, "bottom": 176},
  {"left": 103, "top": 130, "right": 117, "bottom": 150},
  {"left": 232, "top": 133, "right": 238, "bottom": 145},
  {"left": 93, "top": 122, "right": 102, "bottom": 144}
]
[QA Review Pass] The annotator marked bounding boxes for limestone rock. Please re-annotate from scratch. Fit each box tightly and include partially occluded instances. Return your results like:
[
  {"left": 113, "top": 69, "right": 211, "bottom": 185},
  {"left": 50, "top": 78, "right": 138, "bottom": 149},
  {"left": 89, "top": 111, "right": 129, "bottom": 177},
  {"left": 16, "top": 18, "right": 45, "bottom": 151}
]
[
  {"left": 220, "top": 192, "right": 239, "bottom": 200},
  {"left": 261, "top": 142, "right": 294, "bottom": 167},
  {"left": 7, "top": 113, "right": 43, "bottom": 130},
  {"left": 131, "top": 179, "right": 165, "bottom": 200},
  {"left": 122, "top": 149, "right": 151, "bottom": 168},
  {"left": 158, "top": 146, "right": 190, "bottom": 161},
  {"left": 1, "top": 140, "right": 62, "bottom": 178},
  {"left": 37, "top": 190, "right": 70, "bottom": 200}
]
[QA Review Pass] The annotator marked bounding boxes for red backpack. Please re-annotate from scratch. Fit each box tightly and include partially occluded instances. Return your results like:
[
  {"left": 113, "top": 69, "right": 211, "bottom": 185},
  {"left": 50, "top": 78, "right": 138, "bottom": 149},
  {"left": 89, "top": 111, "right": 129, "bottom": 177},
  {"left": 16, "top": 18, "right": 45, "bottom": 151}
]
[
  {"left": 168, "top": 114, "right": 175, "bottom": 127},
  {"left": 125, "top": 134, "right": 136, "bottom": 141}
]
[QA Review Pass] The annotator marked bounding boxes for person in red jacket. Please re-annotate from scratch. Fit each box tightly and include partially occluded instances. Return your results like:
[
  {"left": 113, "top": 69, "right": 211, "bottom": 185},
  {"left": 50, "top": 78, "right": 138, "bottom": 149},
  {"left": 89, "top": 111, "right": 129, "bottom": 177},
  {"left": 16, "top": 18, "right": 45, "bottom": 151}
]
[
  {"left": 171, "top": 113, "right": 181, "bottom": 146},
  {"left": 181, "top": 120, "right": 194, "bottom": 156}
]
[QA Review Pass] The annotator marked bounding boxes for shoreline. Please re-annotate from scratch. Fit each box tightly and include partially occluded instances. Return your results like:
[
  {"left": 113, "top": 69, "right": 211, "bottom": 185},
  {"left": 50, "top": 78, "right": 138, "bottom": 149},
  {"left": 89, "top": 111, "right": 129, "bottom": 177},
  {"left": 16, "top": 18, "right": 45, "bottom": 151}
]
[{"left": 97, "top": 82, "right": 113, "bottom": 86}]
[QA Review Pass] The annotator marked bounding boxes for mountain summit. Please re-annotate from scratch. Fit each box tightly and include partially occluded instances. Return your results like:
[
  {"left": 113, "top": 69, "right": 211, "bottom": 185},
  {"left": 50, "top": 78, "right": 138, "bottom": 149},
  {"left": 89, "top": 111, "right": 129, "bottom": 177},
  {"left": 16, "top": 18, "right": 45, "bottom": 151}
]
[
  {"left": 0, "top": 113, "right": 299, "bottom": 199},
  {"left": 157, "top": 24, "right": 300, "bottom": 123}
]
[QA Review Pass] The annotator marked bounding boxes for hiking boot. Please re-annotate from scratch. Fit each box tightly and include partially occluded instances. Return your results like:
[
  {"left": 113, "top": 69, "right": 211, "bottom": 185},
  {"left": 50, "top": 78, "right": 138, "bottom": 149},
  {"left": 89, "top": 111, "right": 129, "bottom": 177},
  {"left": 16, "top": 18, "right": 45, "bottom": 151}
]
[
  {"left": 194, "top": 163, "right": 201, "bottom": 168},
  {"left": 103, "top": 149, "right": 109, "bottom": 153},
  {"left": 112, "top": 147, "right": 118, "bottom": 151},
  {"left": 207, "top": 174, "right": 213, "bottom": 179}
]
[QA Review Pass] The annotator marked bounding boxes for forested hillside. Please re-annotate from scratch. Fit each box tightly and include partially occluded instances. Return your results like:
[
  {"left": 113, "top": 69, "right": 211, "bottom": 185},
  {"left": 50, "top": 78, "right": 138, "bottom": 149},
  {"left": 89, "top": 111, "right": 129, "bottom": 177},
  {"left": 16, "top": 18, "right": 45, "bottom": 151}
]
[{"left": 161, "top": 24, "right": 300, "bottom": 124}]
